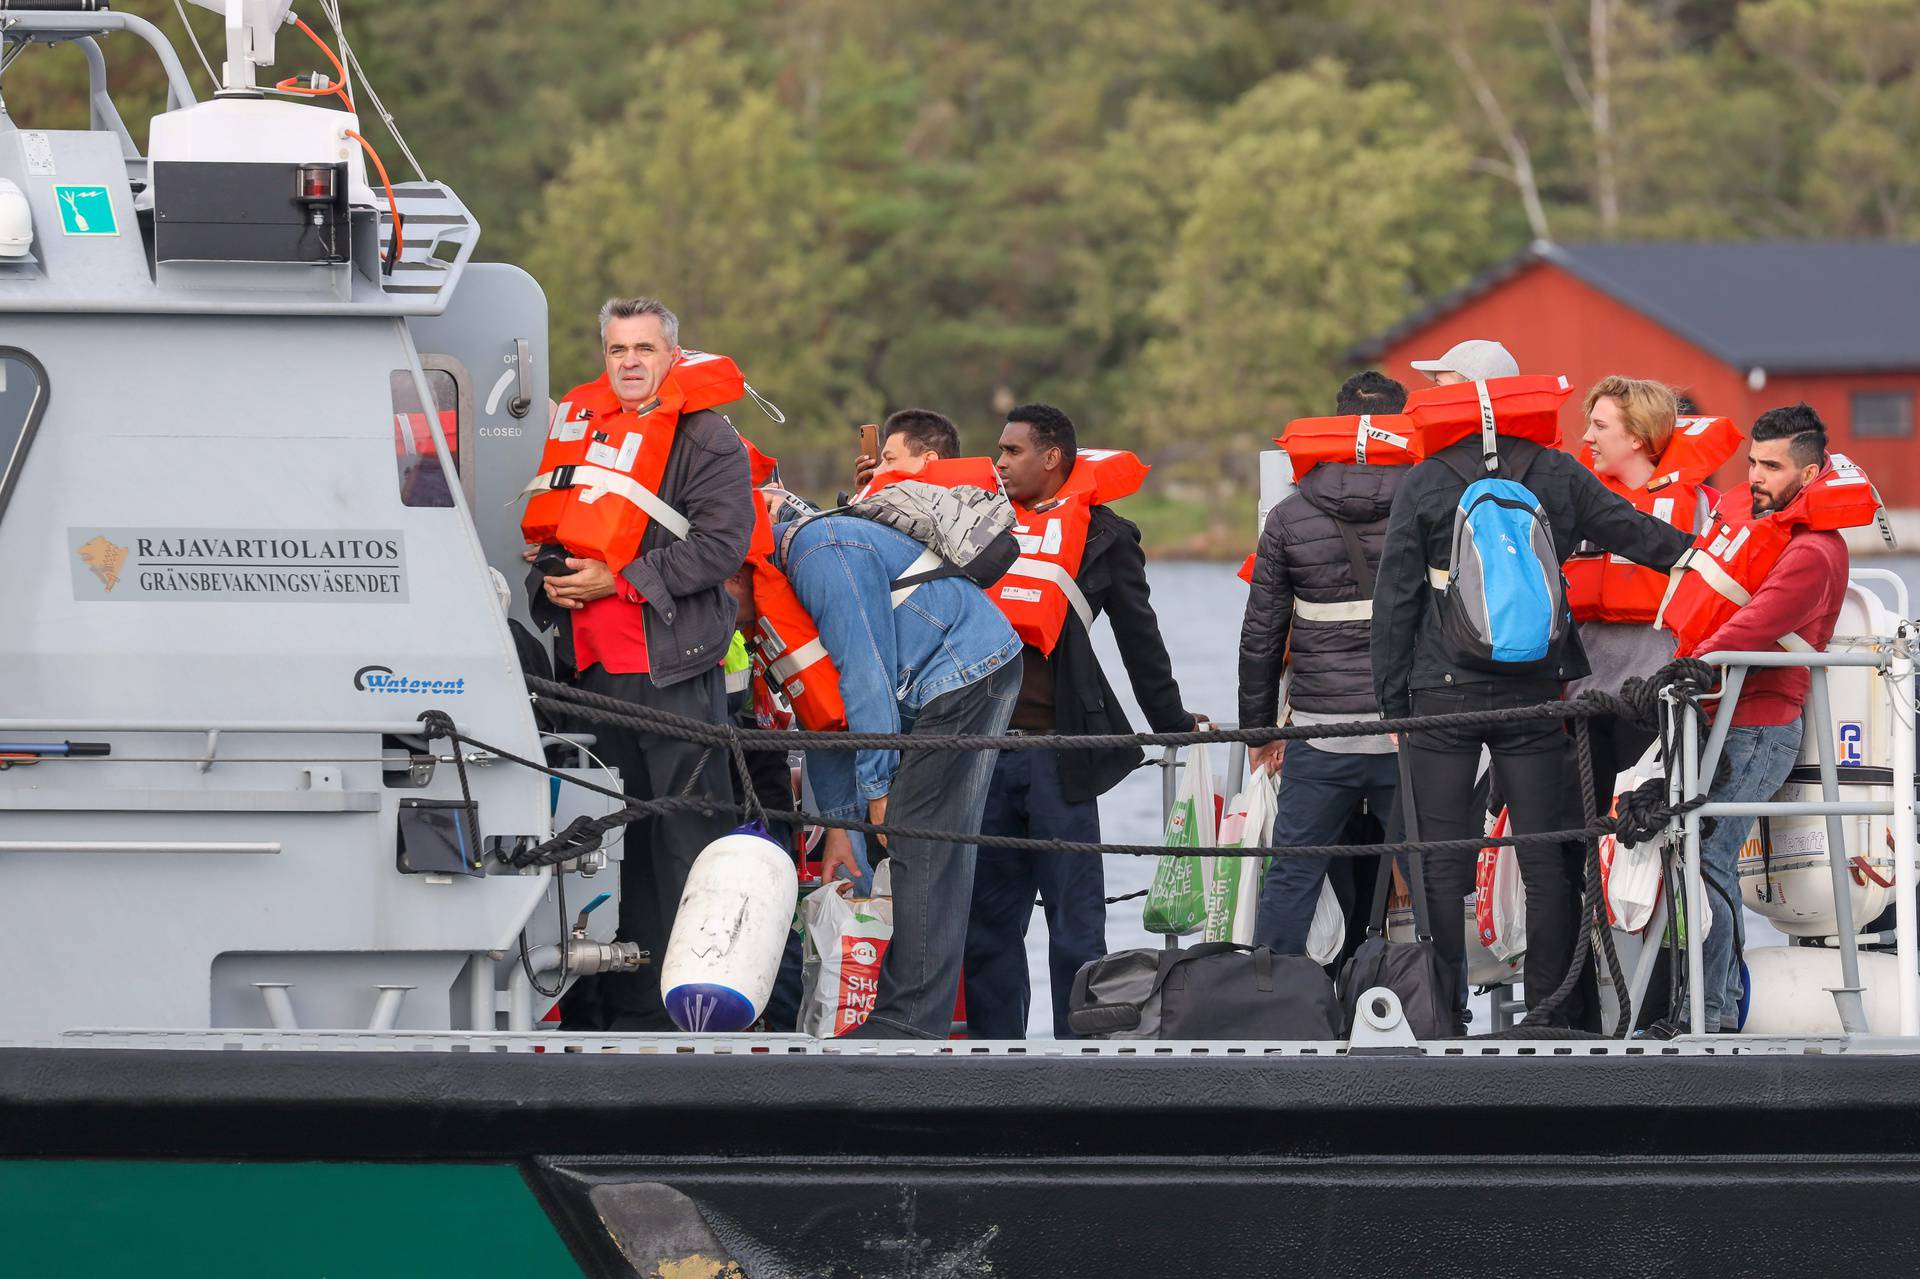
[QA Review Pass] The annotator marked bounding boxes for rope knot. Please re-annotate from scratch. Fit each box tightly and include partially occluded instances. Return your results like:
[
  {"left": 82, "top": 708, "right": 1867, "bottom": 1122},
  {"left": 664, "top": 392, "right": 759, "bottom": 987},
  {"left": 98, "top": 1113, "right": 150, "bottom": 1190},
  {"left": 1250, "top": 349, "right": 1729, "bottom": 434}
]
[{"left": 417, "top": 709, "right": 457, "bottom": 741}]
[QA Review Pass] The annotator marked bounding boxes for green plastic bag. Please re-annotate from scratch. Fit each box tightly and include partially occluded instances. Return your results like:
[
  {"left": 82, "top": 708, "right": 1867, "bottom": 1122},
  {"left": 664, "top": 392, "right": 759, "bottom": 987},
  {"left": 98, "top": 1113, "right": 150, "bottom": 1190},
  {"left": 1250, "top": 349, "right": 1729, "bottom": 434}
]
[{"left": 1143, "top": 744, "right": 1217, "bottom": 936}]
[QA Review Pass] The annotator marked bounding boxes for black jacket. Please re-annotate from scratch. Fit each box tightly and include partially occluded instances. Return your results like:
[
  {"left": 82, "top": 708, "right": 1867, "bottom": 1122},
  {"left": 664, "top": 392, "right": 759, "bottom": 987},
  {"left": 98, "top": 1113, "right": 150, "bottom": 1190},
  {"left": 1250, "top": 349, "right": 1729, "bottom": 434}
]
[
  {"left": 1239, "top": 462, "right": 1402, "bottom": 725},
  {"left": 531, "top": 408, "right": 754, "bottom": 688},
  {"left": 1370, "top": 437, "right": 1694, "bottom": 717},
  {"left": 1050, "top": 505, "right": 1190, "bottom": 803}
]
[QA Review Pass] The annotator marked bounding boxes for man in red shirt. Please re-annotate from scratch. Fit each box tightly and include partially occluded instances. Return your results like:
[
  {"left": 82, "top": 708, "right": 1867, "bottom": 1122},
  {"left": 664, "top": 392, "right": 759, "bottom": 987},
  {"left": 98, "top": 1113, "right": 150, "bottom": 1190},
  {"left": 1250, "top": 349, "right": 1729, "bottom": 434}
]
[{"left": 1685, "top": 404, "right": 1850, "bottom": 1033}]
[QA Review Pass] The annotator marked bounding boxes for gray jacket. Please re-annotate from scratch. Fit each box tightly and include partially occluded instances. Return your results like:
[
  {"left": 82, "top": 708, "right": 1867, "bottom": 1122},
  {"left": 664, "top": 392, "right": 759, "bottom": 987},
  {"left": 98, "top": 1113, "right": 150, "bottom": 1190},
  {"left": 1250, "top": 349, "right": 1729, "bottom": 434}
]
[
  {"left": 532, "top": 408, "right": 754, "bottom": 688},
  {"left": 1238, "top": 462, "right": 1401, "bottom": 724}
]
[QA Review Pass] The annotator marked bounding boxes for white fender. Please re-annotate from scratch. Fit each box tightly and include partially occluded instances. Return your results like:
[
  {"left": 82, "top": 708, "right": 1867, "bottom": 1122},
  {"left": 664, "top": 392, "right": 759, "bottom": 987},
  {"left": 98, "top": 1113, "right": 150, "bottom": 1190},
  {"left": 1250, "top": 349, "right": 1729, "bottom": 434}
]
[
  {"left": 662, "top": 826, "right": 799, "bottom": 1033},
  {"left": 1738, "top": 945, "right": 1904, "bottom": 1035},
  {"left": 1738, "top": 582, "right": 1898, "bottom": 937}
]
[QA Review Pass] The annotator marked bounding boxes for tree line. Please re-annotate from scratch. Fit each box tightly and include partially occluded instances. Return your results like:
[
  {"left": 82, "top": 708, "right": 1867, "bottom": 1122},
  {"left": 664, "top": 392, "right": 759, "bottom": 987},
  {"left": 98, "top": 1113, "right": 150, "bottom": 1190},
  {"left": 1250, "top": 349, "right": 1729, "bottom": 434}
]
[{"left": 10, "top": 0, "right": 1916, "bottom": 537}]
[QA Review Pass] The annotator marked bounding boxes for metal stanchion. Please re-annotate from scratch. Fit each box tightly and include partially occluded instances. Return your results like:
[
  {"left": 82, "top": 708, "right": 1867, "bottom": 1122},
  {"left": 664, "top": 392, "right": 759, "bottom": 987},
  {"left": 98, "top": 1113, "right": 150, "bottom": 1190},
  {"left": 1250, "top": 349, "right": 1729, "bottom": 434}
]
[
  {"left": 1891, "top": 623, "right": 1919, "bottom": 1037},
  {"left": 1805, "top": 667, "right": 1869, "bottom": 1034},
  {"left": 1680, "top": 700, "right": 1708, "bottom": 1035}
]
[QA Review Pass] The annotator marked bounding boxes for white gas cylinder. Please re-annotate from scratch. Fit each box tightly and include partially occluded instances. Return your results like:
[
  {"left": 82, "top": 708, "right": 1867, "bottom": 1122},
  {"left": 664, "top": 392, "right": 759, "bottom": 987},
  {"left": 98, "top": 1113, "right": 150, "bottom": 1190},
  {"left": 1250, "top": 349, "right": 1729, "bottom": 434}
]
[
  {"left": 662, "top": 826, "right": 799, "bottom": 1032},
  {"left": 1739, "top": 945, "right": 1904, "bottom": 1035}
]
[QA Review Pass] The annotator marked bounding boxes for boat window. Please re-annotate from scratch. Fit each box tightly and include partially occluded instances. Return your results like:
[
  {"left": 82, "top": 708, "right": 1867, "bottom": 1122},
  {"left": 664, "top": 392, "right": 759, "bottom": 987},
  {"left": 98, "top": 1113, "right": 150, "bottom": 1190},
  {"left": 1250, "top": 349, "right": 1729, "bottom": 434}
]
[
  {"left": 0, "top": 350, "right": 49, "bottom": 530},
  {"left": 391, "top": 367, "right": 462, "bottom": 507}
]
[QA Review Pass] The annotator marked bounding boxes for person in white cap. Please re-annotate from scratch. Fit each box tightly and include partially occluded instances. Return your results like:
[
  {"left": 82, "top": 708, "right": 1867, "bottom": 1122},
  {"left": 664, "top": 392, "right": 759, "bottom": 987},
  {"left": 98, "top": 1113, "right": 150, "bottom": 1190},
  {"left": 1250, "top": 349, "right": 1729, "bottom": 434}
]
[{"left": 1409, "top": 338, "right": 1520, "bottom": 386}]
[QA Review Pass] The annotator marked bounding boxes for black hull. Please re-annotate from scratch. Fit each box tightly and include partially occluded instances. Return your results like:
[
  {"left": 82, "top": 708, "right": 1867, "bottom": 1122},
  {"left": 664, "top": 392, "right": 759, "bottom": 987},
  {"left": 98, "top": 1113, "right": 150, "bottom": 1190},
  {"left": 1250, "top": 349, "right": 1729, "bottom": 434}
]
[{"left": 5, "top": 1044, "right": 1920, "bottom": 1276}]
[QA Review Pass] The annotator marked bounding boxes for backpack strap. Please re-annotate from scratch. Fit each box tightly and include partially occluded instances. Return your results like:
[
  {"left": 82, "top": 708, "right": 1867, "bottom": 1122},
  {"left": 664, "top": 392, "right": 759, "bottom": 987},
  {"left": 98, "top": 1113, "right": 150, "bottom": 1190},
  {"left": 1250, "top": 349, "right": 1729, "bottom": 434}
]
[{"left": 1333, "top": 518, "right": 1376, "bottom": 600}]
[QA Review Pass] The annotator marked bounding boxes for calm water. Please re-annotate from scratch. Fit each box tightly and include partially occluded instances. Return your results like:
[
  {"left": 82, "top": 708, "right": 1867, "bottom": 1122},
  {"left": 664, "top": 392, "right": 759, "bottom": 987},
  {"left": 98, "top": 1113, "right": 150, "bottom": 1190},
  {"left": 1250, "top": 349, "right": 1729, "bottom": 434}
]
[{"left": 1019, "top": 554, "right": 1920, "bottom": 1036}]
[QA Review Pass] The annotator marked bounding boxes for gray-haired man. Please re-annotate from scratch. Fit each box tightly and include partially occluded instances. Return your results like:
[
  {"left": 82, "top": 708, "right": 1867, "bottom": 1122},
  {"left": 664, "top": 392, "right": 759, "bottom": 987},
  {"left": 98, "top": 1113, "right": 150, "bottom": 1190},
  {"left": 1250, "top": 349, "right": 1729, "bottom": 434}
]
[{"left": 527, "top": 297, "right": 756, "bottom": 1031}]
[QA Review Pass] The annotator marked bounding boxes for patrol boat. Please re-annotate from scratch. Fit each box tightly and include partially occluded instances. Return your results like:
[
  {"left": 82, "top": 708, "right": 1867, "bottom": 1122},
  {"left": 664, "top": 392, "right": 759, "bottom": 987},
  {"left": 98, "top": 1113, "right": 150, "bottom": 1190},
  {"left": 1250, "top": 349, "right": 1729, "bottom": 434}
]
[{"left": 5, "top": 5, "right": 1920, "bottom": 1275}]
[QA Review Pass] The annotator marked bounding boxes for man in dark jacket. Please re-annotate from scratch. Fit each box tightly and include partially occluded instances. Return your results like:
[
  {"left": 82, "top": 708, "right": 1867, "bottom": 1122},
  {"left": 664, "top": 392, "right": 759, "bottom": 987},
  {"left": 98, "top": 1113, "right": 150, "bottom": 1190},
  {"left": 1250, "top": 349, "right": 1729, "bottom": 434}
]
[
  {"left": 1239, "top": 372, "right": 1408, "bottom": 955},
  {"left": 530, "top": 296, "right": 755, "bottom": 1031},
  {"left": 1370, "top": 426, "right": 1692, "bottom": 1031},
  {"left": 964, "top": 403, "right": 1199, "bottom": 1039}
]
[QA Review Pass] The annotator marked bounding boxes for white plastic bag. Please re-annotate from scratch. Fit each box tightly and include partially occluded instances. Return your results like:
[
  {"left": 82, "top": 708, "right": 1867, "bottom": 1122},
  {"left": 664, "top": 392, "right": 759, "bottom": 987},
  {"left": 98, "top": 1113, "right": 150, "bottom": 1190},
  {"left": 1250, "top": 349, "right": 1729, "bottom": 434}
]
[
  {"left": 798, "top": 862, "right": 894, "bottom": 1037},
  {"left": 1474, "top": 808, "right": 1528, "bottom": 962},
  {"left": 1305, "top": 878, "right": 1345, "bottom": 966},
  {"left": 1144, "top": 743, "right": 1218, "bottom": 935},
  {"left": 1204, "top": 765, "right": 1278, "bottom": 944},
  {"left": 1600, "top": 740, "right": 1666, "bottom": 934}
]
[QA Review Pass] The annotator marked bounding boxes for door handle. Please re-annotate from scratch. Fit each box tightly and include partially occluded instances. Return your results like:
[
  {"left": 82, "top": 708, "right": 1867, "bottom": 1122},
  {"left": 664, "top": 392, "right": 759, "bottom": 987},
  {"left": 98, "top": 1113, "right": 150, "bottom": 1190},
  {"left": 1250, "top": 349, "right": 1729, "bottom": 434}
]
[{"left": 507, "top": 338, "right": 532, "bottom": 418}]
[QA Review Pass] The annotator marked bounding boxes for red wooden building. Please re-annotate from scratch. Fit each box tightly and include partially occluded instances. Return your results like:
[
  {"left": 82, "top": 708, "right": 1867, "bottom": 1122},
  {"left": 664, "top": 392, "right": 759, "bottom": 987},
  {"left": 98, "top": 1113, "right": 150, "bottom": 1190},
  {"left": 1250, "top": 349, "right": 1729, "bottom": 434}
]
[{"left": 1352, "top": 241, "right": 1920, "bottom": 505}]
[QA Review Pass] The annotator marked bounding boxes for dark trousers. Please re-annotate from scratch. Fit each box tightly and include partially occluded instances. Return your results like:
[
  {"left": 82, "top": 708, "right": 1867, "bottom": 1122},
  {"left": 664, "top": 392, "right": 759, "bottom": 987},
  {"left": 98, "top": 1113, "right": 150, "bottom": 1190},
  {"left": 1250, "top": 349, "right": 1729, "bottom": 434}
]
[
  {"left": 1250, "top": 744, "right": 1399, "bottom": 955},
  {"left": 846, "top": 662, "right": 1021, "bottom": 1040},
  {"left": 1406, "top": 682, "right": 1583, "bottom": 1030},
  {"left": 561, "top": 663, "right": 733, "bottom": 1031},
  {"left": 964, "top": 748, "right": 1107, "bottom": 1039}
]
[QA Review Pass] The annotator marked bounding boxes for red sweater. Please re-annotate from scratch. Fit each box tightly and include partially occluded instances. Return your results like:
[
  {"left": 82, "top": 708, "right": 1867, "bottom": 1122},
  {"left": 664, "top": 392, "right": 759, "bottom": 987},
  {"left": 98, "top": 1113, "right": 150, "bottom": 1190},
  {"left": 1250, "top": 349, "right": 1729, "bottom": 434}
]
[{"left": 1694, "top": 528, "right": 1849, "bottom": 726}]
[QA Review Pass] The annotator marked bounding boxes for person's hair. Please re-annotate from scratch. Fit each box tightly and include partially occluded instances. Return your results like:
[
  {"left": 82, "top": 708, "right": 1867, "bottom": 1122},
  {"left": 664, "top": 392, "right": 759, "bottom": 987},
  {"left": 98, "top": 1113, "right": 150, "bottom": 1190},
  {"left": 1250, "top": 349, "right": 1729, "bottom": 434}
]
[
  {"left": 1674, "top": 391, "right": 1700, "bottom": 415},
  {"left": 1584, "top": 374, "right": 1679, "bottom": 460},
  {"left": 1334, "top": 370, "right": 1407, "bottom": 415},
  {"left": 880, "top": 408, "right": 960, "bottom": 459},
  {"left": 598, "top": 296, "right": 680, "bottom": 346},
  {"left": 1752, "top": 403, "right": 1828, "bottom": 469},
  {"left": 1007, "top": 402, "right": 1077, "bottom": 471}
]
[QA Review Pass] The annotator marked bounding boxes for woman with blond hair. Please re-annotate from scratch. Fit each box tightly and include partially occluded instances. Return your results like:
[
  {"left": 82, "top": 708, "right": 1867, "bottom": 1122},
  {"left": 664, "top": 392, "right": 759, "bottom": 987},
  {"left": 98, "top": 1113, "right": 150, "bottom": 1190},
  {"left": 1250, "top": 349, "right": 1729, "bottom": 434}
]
[{"left": 1555, "top": 376, "right": 1742, "bottom": 1024}]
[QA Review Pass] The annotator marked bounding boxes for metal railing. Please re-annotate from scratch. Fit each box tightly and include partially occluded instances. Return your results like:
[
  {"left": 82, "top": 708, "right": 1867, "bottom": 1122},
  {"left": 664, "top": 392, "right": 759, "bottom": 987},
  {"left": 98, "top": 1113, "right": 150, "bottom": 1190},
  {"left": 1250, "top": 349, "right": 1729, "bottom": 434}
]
[{"left": 1655, "top": 626, "right": 1919, "bottom": 1036}]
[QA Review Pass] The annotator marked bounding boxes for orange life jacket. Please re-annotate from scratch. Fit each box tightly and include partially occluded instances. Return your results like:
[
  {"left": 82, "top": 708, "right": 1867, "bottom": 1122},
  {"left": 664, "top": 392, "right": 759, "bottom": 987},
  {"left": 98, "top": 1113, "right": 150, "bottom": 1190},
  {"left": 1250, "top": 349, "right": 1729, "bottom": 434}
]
[
  {"left": 1402, "top": 375, "right": 1571, "bottom": 457},
  {"left": 1655, "top": 453, "right": 1886, "bottom": 656},
  {"left": 1234, "top": 416, "right": 1426, "bottom": 586},
  {"left": 1564, "top": 416, "right": 1745, "bottom": 625},
  {"left": 854, "top": 456, "right": 1003, "bottom": 502},
  {"left": 1279, "top": 413, "right": 1422, "bottom": 478},
  {"left": 994, "top": 449, "right": 1150, "bottom": 656},
  {"left": 518, "top": 351, "right": 748, "bottom": 572},
  {"left": 746, "top": 457, "right": 1008, "bottom": 732}
]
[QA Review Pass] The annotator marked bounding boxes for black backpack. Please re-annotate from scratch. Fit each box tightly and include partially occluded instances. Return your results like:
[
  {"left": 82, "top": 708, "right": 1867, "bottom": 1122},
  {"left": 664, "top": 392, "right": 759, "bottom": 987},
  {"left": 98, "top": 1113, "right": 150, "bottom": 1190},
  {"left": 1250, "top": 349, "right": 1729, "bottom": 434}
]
[
  {"left": 1336, "top": 750, "right": 1462, "bottom": 1039},
  {"left": 1069, "top": 942, "right": 1342, "bottom": 1040}
]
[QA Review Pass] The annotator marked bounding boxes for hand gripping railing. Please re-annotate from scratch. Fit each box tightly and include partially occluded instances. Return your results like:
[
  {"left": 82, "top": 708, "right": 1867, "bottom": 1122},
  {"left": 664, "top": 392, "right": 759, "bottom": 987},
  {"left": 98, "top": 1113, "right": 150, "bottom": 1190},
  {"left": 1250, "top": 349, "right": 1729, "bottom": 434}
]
[{"left": 1665, "top": 628, "right": 1918, "bottom": 1036}]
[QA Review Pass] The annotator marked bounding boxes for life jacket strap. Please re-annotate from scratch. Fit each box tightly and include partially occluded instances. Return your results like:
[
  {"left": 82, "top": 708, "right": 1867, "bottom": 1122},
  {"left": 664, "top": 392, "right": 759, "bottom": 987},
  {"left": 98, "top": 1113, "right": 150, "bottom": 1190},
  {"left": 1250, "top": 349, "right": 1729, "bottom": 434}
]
[
  {"left": 518, "top": 465, "right": 691, "bottom": 539},
  {"left": 1293, "top": 597, "right": 1373, "bottom": 622},
  {"left": 1005, "top": 556, "right": 1095, "bottom": 631},
  {"left": 766, "top": 637, "right": 830, "bottom": 684},
  {"left": 889, "top": 547, "right": 946, "bottom": 608}
]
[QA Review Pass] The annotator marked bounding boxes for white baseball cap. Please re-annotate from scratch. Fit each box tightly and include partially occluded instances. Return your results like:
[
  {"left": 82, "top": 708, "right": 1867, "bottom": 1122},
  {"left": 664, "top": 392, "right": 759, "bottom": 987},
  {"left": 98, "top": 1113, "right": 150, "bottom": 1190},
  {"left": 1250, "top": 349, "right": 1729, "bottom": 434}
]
[{"left": 1410, "top": 339, "right": 1519, "bottom": 381}]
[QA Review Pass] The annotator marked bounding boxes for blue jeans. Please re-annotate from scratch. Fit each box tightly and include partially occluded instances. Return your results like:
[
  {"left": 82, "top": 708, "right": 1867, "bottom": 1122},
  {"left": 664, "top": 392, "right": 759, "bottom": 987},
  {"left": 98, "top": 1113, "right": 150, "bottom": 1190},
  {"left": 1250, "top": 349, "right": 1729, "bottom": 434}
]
[
  {"left": 1250, "top": 744, "right": 1400, "bottom": 954},
  {"left": 1696, "top": 720, "right": 1803, "bottom": 1032},
  {"left": 845, "top": 661, "right": 1021, "bottom": 1040},
  {"left": 964, "top": 748, "right": 1107, "bottom": 1039}
]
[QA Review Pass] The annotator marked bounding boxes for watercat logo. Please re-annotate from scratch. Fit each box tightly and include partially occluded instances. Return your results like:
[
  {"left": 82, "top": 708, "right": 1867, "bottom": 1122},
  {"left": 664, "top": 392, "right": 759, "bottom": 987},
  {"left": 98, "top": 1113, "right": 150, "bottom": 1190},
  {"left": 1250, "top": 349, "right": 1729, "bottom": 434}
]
[{"left": 354, "top": 664, "right": 466, "bottom": 696}]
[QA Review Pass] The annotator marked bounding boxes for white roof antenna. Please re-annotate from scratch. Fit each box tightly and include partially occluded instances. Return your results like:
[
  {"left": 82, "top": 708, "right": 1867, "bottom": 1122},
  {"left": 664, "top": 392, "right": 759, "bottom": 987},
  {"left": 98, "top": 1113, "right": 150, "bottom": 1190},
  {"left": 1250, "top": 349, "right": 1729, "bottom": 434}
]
[{"left": 188, "top": 0, "right": 295, "bottom": 96}]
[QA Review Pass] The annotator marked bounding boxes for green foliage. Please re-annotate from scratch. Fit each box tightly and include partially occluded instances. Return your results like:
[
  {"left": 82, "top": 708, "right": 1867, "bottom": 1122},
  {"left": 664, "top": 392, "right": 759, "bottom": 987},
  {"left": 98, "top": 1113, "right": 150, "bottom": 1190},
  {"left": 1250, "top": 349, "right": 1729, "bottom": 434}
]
[
  {"left": 1140, "top": 63, "right": 1498, "bottom": 481},
  {"left": 5, "top": 0, "right": 1918, "bottom": 531}
]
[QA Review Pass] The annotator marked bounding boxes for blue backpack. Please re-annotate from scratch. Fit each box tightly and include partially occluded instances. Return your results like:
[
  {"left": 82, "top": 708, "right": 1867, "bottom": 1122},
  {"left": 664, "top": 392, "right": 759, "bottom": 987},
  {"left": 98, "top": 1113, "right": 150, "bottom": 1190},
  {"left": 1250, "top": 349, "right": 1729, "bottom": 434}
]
[{"left": 1433, "top": 432, "right": 1568, "bottom": 671}]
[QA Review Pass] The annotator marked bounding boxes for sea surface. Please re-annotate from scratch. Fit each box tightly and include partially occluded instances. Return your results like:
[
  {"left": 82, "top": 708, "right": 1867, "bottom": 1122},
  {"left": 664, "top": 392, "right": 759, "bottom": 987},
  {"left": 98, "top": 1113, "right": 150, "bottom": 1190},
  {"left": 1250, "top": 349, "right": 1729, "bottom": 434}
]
[{"left": 1020, "top": 554, "right": 1920, "bottom": 1036}]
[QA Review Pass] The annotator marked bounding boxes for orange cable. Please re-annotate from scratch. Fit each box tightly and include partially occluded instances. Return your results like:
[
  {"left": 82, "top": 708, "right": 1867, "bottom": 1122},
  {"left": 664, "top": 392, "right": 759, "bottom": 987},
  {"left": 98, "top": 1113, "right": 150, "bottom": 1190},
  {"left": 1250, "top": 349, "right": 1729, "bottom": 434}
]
[
  {"left": 293, "top": 16, "right": 353, "bottom": 110},
  {"left": 343, "top": 128, "right": 403, "bottom": 269}
]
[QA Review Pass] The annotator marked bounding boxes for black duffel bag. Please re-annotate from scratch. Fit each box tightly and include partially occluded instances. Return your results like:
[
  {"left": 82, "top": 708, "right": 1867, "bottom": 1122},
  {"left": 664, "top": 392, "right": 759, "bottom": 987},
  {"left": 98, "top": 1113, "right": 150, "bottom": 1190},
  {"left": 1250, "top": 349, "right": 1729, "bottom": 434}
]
[
  {"left": 1069, "top": 942, "right": 1342, "bottom": 1040},
  {"left": 1336, "top": 750, "right": 1460, "bottom": 1039}
]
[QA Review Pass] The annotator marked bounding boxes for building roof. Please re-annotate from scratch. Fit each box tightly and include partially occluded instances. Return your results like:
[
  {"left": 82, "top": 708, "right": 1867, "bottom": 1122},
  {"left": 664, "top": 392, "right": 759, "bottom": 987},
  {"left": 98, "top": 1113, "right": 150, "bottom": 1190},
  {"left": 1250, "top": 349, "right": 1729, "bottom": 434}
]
[{"left": 1354, "top": 240, "right": 1920, "bottom": 374}]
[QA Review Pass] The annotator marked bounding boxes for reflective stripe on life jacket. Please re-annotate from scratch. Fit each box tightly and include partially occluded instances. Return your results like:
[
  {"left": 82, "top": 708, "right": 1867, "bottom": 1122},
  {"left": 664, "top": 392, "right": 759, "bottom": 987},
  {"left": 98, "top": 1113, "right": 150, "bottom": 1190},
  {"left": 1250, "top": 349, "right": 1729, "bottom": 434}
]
[
  {"left": 517, "top": 352, "right": 748, "bottom": 572},
  {"left": 1565, "top": 415, "right": 1743, "bottom": 625},
  {"left": 1655, "top": 453, "right": 1886, "bottom": 656},
  {"left": 996, "top": 449, "right": 1149, "bottom": 656}
]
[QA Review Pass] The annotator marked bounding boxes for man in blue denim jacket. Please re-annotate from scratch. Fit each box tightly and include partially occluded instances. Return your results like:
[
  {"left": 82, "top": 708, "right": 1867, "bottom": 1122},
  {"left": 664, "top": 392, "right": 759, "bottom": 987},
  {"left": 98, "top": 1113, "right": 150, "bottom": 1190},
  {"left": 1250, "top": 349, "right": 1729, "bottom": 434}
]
[{"left": 726, "top": 513, "right": 1022, "bottom": 1038}]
